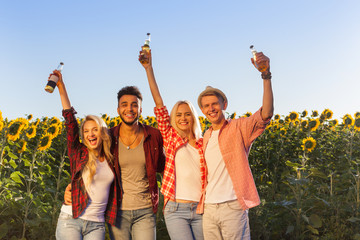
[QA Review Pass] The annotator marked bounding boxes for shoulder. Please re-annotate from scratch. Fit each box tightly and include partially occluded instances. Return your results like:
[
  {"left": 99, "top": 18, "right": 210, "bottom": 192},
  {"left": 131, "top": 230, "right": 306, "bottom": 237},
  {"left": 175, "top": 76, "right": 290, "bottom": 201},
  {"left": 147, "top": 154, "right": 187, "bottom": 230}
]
[
  {"left": 109, "top": 125, "right": 120, "bottom": 136},
  {"left": 143, "top": 124, "right": 161, "bottom": 136}
]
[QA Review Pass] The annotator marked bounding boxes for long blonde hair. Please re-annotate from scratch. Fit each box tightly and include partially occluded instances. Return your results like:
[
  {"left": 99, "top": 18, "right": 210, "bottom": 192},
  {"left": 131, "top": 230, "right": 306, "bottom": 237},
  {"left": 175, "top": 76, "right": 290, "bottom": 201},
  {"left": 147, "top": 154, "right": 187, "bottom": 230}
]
[
  {"left": 80, "top": 115, "right": 113, "bottom": 188},
  {"left": 170, "top": 100, "right": 202, "bottom": 141}
]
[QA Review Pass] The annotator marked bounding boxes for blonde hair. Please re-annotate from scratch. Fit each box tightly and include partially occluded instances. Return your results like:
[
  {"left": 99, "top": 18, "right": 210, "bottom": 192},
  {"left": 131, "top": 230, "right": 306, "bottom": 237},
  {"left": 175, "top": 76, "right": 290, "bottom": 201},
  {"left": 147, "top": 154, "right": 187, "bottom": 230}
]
[
  {"left": 170, "top": 101, "right": 202, "bottom": 140},
  {"left": 80, "top": 115, "right": 113, "bottom": 188}
]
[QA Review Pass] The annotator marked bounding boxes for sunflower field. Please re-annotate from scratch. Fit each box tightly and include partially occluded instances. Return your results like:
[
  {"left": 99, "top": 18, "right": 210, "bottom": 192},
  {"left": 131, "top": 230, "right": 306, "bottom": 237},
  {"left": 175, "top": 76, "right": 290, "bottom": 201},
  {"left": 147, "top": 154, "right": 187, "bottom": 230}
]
[{"left": 0, "top": 109, "right": 359, "bottom": 239}]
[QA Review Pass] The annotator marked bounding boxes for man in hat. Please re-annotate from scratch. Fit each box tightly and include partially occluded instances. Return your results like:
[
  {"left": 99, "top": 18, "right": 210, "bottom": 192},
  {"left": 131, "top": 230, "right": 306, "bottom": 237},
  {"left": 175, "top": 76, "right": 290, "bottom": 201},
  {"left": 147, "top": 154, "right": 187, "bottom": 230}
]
[{"left": 197, "top": 52, "right": 273, "bottom": 239}]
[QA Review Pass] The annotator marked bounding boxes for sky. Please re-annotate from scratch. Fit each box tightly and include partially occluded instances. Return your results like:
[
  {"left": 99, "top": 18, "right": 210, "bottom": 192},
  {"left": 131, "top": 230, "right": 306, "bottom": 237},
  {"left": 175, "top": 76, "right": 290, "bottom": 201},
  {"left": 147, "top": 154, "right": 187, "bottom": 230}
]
[{"left": 1, "top": 0, "right": 359, "bottom": 121}]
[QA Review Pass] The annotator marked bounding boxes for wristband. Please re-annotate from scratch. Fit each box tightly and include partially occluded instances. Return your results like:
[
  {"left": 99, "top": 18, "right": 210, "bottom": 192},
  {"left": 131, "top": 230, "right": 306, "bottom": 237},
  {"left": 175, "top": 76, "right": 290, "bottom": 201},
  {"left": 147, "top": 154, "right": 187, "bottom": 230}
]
[{"left": 261, "top": 71, "right": 272, "bottom": 80}]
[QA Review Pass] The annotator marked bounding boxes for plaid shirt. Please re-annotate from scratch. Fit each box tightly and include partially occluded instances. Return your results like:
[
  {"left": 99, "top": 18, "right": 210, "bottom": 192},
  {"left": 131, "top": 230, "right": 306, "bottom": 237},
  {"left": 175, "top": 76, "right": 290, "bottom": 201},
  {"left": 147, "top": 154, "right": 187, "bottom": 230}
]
[
  {"left": 63, "top": 108, "right": 118, "bottom": 225},
  {"left": 154, "top": 106, "right": 207, "bottom": 214},
  {"left": 203, "top": 108, "right": 271, "bottom": 210}
]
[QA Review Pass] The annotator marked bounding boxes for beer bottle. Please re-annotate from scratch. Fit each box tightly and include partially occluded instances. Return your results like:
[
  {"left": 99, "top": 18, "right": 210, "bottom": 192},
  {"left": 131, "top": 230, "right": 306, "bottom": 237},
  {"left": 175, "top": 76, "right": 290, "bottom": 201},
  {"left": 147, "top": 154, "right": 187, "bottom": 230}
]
[
  {"left": 250, "top": 45, "right": 267, "bottom": 72},
  {"left": 140, "top": 33, "right": 151, "bottom": 64},
  {"left": 45, "top": 62, "right": 64, "bottom": 93}
]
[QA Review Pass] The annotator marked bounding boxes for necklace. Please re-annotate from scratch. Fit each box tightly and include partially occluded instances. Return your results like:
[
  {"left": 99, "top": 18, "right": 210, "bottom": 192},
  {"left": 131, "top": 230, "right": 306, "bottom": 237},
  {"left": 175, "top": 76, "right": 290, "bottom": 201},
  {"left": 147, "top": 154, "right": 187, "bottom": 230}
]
[{"left": 119, "top": 127, "right": 139, "bottom": 150}]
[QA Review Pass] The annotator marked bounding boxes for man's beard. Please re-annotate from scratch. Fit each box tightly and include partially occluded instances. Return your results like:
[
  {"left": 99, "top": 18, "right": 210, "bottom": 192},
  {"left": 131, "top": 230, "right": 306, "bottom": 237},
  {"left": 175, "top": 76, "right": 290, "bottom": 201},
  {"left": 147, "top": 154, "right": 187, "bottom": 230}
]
[{"left": 119, "top": 114, "right": 138, "bottom": 126}]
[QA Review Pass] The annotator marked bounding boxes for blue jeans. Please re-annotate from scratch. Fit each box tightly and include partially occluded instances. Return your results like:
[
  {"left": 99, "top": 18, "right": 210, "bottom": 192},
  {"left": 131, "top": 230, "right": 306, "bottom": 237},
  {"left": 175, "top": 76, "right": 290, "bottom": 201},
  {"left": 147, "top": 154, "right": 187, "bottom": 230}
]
[
  {"left": 164, "top": 201, "right": 204, "bottom": 240},
  {"left": 108, "top": 207, "right": 156, "bottom": 240},
  {"left": 56, "top": 212, "right": 106, "bottom": 240}
]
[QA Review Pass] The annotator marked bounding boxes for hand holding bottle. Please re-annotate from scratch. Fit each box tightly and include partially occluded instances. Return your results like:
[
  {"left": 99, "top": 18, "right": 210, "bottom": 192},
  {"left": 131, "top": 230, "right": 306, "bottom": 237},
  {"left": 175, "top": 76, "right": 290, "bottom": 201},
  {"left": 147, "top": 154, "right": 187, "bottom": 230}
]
[
  {"left": 250, "top": 46, "right": 270, "bottom": 73},
  {"left": 44, "top": 62, "right": 64, "bottom": 93},
  {"left": 139, "top": 33, "right": 151, "bottom": 65},
  {"left": 139, "top": 49, "right": 152, "bottom": 69}
]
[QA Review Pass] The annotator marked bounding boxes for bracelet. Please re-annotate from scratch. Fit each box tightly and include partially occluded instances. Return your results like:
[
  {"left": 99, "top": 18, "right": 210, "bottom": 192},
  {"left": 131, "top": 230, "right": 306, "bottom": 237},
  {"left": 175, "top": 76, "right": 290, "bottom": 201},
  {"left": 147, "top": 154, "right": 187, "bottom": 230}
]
[{"left": 261, "top": 71, "right": 272, "bottom": 80}]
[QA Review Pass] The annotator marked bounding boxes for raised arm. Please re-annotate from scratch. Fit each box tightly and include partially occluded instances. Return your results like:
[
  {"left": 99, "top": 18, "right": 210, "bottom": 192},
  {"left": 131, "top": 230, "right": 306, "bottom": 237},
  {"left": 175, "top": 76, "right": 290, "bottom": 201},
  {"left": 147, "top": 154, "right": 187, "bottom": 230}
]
[
  {"left": 139, "top": 50, "right": 164, "bottom": 108},
  {"left": 251, "top": 52, "right": 274, "bottom": 120},
  {"left": 53, "top": 70, "right": 71, "bottom": 110}
]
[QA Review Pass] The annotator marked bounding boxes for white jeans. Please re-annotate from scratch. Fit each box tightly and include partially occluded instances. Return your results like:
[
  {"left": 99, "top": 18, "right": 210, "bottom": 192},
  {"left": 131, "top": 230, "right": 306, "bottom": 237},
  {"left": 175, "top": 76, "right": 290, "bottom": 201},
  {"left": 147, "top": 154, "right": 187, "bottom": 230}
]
[{"left": 203, "top": 200, "right": 250, "bottom": 240}]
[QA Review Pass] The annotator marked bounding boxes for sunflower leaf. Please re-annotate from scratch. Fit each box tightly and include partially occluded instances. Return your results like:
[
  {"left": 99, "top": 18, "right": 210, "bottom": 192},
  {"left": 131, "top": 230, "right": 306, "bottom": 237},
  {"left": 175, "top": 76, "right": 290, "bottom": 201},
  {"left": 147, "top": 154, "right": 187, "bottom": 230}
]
[
  {"left": 347, "top": 217, "right": 360, "bottom": 223},
  {"left": 310, "top": 168, "right": 327, "bottom": 179},
  {"left": 285, "top": 160, "right": 301, "bottom": 168},
  {"left": 10, "top": 171, "right": 25, "bottom": 185},
  {"left": 8, "top": 159, "right": 17, "bottom": 169},
  {"left": 6, "top": 149, "right": 18, "bottom": 160},
  {"left": 306, "top": 225, "right": 319, "bottom": 235},
  {"left": 309, "top": 214, "right": 322, "bottom": 228}
]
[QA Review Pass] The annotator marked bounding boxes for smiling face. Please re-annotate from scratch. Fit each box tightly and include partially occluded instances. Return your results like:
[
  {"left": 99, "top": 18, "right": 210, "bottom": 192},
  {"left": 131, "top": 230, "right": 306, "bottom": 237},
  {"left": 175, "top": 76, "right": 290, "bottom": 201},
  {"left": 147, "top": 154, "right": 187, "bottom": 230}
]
[
  {"left": 175, "top": 103, "right": 194, "bottom": 134},
  {"left": 83, "top": 120, "right": 102, "bottom": 152},
  {"left": 117, "top": 94, "right": 142, "bottom": 126},
  {"left": 200, "top": 95, "right": 227, "bottom": 130}
]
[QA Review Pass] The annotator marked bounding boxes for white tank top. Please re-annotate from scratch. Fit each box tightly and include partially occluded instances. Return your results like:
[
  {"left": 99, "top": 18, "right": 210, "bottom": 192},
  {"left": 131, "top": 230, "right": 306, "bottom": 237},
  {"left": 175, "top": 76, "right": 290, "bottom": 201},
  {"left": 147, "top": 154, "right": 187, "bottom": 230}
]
[
  {"left": 61, "top": 158, "right": 114, "bottom": 222},
  {"left": 174, "top": 143, "right": 202, "bottom": 201}
]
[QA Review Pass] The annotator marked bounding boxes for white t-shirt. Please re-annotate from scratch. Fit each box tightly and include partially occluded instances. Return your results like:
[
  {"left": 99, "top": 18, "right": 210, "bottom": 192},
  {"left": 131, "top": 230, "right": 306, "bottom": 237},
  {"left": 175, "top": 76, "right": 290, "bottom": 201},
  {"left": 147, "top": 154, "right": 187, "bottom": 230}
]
[
  {"left": 174, "top": 143, "right": 202, "bottom": 201},
  {"left": 204, "top": 130, "right": 237, "bottom": 203},
  {"left": 61, "top": 158, "right": 114, "bottom": 222}
]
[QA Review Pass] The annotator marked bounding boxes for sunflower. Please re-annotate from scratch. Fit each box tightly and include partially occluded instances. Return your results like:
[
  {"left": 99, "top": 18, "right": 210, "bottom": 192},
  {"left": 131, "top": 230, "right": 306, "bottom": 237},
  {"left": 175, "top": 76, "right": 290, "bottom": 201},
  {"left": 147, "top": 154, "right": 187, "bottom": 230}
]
[
  {"left": 47, "top": 124, "right": 61, "bottom": 139},
  {"left": 330, "top": 119, "right": 338, "bottom": 130},
  {"left": 301, "top": 110, "right": 308, "bottom": 118},
  {"left": 342, "top": 114, "right": 354, "bottom": 127},
  {"left": 242, "top": 112, "right": 252, "bottom": 118},
  {"left": 285, "top": 116, "right": 290, "bottom": 123},
  {"left": 116, "top": 116, "right": 122, "bottom": 125},
  {"left": 355, "top": 112, "right": 360, "bottom": 118},
  {"left": 279, "top": 127, "right": 287, "bottom": 136},
  {"left": 38, "top": 133, "right": 53, "bottom": 151},
  {"left": 266, "top": 120, "right": 277, "bottom": 130},
  {"left": 301, "top": 120, "right": 309, "bottom": 128},
  {"left": 289, "top": 111, "right": 299, "bottom": 122},
  {"left": 0, "top": 110, "right": 3, "bottom": 121},
  {"left": 302, "top": 137, "right": 316, "bottom": 152},
  {"left": 18, "top": 140, "right": 27, "bottom": 153},
  {"left": 354, "top": 118, "right": 360, "bottom": 131},
  {"left": 321, "top": 109, "right": 333, "bottom": 120},
  {"left": 27, "top": 114, "right": 33, "bottom": 121},
  {"left": 311, "top": 110, "right": 319, "bottom": 117},
  {"left": 26, "top": 125, "right": 37, "bottom": 139},
  {"left": 272, "top": 122, "right": 280, "bottom": 131},
  {"left": 34, "top": 119, "right": 40, "bottom": 126},
  {"left": 149, "top": 116, "right": 156, "bottom": 123},
  {"left": 109, "top": 119, "right": 117, "bottom": 128},
  {"left": 309, "top": 119, "right": 320, "bottom": 131},
  {"left": 50, "top": 117, "right": 61, "bottom": 125},
  {"left": 0, "top": 121, "right": 4, "bottom": 132},
  {"left": 7, "top": 119, "right": 27, "bottom": 141},
  {"left": 274, "top": 114, "right": 280, "bottom": 120},
  {"left": 18, "top": 118, "right": 29, "bottom": 129},
  {"left": 229, "top": 112, "right": 236, "bottom": 119}
]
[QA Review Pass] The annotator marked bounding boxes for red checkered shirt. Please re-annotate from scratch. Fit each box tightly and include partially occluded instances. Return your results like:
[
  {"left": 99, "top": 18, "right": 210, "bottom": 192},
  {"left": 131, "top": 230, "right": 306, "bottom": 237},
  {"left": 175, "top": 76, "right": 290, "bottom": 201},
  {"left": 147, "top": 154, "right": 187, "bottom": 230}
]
[
  {"left": 63, "top": 108, "right": 118, "bottom": 225},
  {"left": 154, "top": 106, "right": 207, "bottom": 214},
  {"left": 202, "top": 108, "right": 271, "bottom": 210}
]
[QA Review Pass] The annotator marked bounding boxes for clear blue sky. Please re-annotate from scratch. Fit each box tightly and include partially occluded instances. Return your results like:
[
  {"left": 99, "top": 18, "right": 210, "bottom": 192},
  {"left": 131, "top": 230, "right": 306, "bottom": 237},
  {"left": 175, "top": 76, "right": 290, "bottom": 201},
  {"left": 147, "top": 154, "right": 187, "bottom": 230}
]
[{"left": 1, "top": 0, "right": 359, "bottom": 121}]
